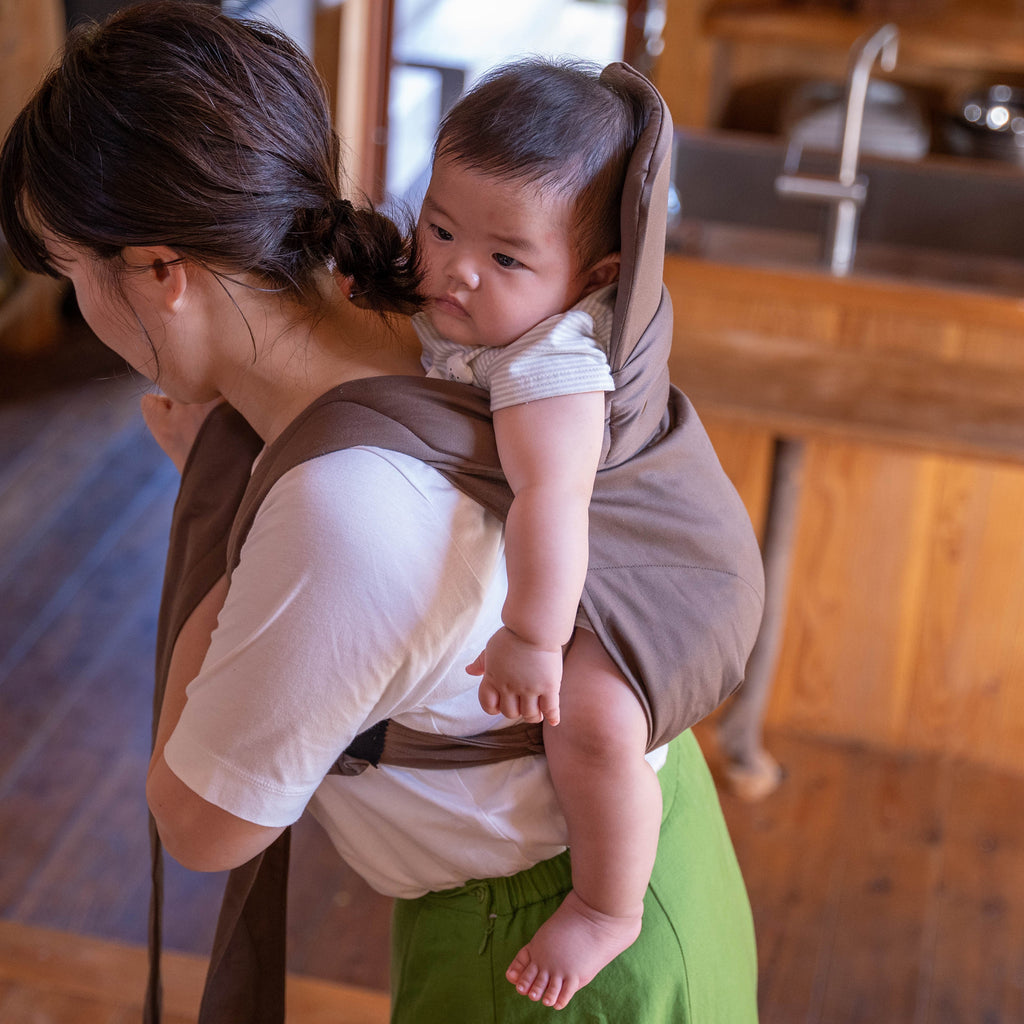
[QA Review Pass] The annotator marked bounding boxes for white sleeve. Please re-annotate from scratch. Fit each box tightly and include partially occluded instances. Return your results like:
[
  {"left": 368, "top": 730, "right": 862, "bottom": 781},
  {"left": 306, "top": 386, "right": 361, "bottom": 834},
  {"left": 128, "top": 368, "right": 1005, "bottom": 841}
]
[{"left": 163, "top": 446, "right": 505, "bottom": 828}]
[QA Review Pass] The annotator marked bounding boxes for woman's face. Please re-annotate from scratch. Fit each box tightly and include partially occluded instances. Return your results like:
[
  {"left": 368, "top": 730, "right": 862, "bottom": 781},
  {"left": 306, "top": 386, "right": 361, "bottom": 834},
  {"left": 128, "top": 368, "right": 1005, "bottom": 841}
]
[
  {"left": 42, "top": 234, "right": 224, "bottom": 406},
  {"left": 44, "top": 236, "right": 163, "bottom": 381}
]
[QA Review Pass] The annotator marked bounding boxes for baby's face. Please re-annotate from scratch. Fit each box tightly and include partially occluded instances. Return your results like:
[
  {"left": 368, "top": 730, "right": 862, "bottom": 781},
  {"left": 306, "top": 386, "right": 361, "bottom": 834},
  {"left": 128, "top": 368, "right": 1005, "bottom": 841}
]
[{"left": 417, "top": 156, "right": 593, "bottom": 349}]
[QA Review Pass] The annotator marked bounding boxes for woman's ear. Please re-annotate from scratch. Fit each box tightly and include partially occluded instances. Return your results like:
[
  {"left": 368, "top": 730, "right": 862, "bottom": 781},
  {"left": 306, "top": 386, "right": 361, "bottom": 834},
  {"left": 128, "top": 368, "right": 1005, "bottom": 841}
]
[
  {"left": 580, "top": 253, "right": 620, "bottom": 297},
  {"left": 123, "top": 245, "right": 189, "bottom": 313}
]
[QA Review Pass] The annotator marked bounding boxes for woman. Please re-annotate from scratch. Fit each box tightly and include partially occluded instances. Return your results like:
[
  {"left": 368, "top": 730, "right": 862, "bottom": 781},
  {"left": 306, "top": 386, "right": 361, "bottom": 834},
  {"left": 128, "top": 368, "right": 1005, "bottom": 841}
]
[{"left": 0, "top": 3, "right": 759, "bottom": 1020}]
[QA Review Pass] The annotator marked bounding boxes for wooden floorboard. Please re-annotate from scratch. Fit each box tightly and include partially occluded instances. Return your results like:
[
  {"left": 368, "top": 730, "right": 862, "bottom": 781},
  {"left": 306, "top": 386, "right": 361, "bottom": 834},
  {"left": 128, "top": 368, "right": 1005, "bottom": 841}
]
[
  {"left": 0, "top": 378, "right": 147, "bottom": 566},
  {"left": 0, "top": 921, "right": 390, "bottom": 1024},
  {"left": 2, "top": 316, "right": 1024, "bottom": 1021},
  {"left": 698, "top": 725, "right": 1024, "bottom": 1024},
  {"left": 924, "top": 758, "right": 1024, "bottom": 1023},
  {"left": 809, "top": 744, "right": 950, "bottom": 1022}
]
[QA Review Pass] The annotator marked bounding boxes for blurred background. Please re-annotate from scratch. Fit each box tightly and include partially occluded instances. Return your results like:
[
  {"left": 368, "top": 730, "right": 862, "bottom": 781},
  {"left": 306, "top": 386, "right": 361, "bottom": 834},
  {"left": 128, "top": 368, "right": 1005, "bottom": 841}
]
[{"left": 1, "top": 2, "right": 1023, "bottom": 1022}]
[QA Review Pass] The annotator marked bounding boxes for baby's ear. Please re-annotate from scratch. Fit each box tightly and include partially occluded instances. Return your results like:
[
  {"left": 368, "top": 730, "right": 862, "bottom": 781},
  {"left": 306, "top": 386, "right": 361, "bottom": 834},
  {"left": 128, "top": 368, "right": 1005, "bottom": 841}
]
[{"left": 581, "top": 252, "right": 620, "bottom": 296}]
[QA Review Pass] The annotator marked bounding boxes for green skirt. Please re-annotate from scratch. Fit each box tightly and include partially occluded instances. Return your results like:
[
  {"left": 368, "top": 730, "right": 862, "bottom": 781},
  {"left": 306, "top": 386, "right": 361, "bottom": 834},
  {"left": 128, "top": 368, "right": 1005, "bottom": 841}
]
[{"left": 390, "top": 731, "right": 758, "bottom": 1022}]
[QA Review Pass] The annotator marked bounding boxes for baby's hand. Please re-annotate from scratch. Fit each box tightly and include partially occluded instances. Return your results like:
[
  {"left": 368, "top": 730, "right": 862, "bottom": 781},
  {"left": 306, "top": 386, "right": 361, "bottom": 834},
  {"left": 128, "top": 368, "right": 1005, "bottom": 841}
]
[
  {"left": 468, "top": 627, "right": 562, "bottom": 726},
  {"left": 141, "top": 394, "right": 224, "bottom": 473}
]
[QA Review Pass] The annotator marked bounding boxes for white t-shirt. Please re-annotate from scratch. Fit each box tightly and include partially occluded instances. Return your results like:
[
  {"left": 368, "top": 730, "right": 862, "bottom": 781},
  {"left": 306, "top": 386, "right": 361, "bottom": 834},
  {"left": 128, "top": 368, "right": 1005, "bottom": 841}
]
[{"left": 164, "top": 446, "right": 569, "bottom": 897}]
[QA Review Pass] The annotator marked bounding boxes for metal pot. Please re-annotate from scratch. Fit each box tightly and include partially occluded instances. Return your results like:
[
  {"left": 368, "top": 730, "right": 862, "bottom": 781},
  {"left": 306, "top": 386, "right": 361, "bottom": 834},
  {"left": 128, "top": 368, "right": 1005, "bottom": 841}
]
[{"left": 945, "top": 84, "right": 1024, "bottom": 166}]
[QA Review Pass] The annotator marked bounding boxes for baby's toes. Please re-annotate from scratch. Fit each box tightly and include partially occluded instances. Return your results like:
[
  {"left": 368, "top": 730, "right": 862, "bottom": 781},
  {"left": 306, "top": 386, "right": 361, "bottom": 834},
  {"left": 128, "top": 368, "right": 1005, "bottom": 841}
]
[
  {"left": 508, "top": 950, "right": 537, "bottom": 990},
  {"left": 526, "top": 969, "right": 552, "bottom": 1003},
  {"left": 552, "top": 979, "right": 579, "bottom": 1010}
]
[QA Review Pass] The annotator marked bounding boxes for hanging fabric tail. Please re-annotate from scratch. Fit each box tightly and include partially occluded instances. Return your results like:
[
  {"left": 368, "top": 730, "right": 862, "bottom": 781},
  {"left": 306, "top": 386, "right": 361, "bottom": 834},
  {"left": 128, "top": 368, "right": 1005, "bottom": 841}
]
[
  {"left": 143, "top": 814, "right": 163, "bottom": 1024},
  {"left": 145, "top": 403, "right": 266, "bottom": 1022},
  {"left": 197, "top": 831, "right": 291, "bottom": 1024}
]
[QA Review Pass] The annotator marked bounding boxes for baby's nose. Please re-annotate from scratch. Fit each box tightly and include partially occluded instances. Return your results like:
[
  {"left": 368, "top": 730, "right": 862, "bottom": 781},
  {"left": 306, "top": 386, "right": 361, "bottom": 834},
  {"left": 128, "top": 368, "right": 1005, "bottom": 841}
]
[{"left": 446, "top": 257, "right": 480, "bottom": 290}]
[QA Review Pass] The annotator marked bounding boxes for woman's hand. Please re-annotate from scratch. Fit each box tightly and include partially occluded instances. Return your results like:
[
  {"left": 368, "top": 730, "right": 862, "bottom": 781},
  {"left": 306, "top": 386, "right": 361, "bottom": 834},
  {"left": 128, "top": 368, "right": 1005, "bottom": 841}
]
[{"left": 141, "top": 393, "right": 224, "bottom": 473}]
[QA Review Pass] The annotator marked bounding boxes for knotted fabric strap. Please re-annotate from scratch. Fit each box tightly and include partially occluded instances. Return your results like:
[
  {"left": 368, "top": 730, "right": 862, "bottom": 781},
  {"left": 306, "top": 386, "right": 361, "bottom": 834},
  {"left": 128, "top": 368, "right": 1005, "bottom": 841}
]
[{"left": 331, "top": 718, "right": 545, "bottom": 775}]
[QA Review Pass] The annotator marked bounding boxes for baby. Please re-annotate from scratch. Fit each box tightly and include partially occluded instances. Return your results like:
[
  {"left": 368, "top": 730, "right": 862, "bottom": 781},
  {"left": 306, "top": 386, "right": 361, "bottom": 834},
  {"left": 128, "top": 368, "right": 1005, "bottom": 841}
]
[{"left": 413, "top": 57, "right": 663, "bottom": 1010}]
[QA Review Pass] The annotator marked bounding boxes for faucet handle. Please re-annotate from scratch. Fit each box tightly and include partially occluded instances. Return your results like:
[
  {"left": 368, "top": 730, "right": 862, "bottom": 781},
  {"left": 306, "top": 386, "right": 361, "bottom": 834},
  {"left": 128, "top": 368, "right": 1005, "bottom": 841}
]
[
  {"left": 782, "top": 137, "right": 805, "bottom": 175},
  {"left": 775, "top": 172, "right": 868, "bottom": 204}
]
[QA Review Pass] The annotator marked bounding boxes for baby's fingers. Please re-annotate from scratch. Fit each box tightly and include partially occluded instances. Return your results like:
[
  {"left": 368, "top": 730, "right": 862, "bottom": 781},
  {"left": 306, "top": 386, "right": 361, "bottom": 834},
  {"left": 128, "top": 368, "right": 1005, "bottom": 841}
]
[
  {"left": 478, "top": 679, "right": 502, "bottom": 716},
  {"left": 498, "top": 690, "right": 523, "bottom": 721},
  {"left": 538, "top": 694, "right": 560, "bottom": 728},
  {"left": 517, "top": 695, "right": 545, "bottom": 725}
]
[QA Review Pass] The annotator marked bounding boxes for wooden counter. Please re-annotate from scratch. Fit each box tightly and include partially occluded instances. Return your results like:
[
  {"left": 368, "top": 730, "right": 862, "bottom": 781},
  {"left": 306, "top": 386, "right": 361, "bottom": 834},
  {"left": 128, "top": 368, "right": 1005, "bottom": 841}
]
[
  {"left": 666, "top": 257, "right": 1024, "bottom": 465},
  {"left": 664, "top": 254, "right": 1024, "bottom": 780},
  {"left": 655, "top": 0, "right": 1024, "bottom": 781}
]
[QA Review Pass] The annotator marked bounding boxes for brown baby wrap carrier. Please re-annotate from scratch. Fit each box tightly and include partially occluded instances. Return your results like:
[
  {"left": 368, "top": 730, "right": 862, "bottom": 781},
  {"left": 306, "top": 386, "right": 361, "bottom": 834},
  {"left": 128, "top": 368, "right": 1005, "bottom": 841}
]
[{"left": 144, "top": 63, "right": 764, "bottom": 1023}]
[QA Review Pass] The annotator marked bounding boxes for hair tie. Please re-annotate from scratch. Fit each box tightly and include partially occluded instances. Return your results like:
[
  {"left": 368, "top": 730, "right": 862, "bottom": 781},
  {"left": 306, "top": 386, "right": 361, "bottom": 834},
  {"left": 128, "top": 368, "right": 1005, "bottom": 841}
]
[
  {"left": 331, "top": 197, "right": 355, "bottom": 231},
  {"left": 325, "top": 198, "right": 356, "bottom": 287}
]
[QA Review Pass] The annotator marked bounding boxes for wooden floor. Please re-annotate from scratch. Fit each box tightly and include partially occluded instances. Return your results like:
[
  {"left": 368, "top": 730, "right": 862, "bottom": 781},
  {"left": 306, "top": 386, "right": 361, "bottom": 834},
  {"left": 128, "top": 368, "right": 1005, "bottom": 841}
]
[
  {"left": 1, "top": 314, "right": 1022, "bottom": 1023},
  {"left": 0, "top": 920, "right": 389, "bottom": 1024}
]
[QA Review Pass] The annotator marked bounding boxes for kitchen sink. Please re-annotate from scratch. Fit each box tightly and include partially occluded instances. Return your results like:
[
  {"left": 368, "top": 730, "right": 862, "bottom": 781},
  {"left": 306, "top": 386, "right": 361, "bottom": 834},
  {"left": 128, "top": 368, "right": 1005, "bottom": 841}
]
[{"left": 669, "top": 128, "right": 1024, "bottom": 297}]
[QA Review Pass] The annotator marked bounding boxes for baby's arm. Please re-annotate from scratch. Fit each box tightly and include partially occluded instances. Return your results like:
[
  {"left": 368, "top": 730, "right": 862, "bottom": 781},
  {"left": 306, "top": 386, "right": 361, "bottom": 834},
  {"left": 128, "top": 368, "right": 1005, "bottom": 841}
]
[{"left": 470, "top": 390, "right": 605, "bottom": 726}]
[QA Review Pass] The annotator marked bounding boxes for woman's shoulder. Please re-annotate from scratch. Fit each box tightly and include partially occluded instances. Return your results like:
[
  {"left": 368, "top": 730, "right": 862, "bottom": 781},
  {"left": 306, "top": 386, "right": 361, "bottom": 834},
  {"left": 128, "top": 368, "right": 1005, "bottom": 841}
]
[
  {"left": 254, "top": 446, "right": 502, "bottom": 569},
  {"left": 266, "top": 445, "right": 470, "bottom": 516}
]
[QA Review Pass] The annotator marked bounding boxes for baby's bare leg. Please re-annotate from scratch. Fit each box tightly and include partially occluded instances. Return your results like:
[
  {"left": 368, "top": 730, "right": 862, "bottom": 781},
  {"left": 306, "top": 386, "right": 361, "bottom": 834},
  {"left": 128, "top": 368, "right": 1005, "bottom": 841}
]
[{"left": 506, "top": 628, "right": 662, "bottom": 1010}]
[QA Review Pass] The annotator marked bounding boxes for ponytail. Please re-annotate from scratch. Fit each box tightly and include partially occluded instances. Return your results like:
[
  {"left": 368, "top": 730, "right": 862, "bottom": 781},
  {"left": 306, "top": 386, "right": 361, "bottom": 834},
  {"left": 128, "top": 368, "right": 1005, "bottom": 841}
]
[{"left": 325, "top": 199, "right": 424, "bottom": 314}]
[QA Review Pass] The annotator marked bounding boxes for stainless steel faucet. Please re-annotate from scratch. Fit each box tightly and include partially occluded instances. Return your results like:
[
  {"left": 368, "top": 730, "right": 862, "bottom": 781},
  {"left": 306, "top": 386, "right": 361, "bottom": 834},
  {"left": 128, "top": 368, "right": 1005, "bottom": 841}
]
[{"left": 775, "top": 23, "right": 899, "bottom": 276}]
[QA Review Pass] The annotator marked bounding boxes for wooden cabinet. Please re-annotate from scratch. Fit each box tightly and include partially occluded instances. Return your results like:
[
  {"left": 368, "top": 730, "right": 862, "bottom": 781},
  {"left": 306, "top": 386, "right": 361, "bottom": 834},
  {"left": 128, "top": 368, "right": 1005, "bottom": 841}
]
[
  {"left": 655, "top": 1, "right": 1024, "bottom": 777},
  {"left": 0, "top": 0, "right": 65, "bottom": 354},
  {"left": 660, "top": 0, "right": 1024, "bottom": 130}
]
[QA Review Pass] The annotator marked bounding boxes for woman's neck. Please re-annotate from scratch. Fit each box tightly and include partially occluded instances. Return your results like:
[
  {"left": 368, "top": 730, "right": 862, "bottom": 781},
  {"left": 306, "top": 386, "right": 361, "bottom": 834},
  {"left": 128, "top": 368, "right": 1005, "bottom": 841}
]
[{"left": 210, "top": 284, "right": 422, "bottom": 445}]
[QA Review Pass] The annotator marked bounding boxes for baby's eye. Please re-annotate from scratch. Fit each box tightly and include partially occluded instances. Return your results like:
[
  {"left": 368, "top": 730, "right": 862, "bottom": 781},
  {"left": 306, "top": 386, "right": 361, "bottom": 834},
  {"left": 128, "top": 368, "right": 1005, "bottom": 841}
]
[
  {"left": 493, "top": 252, "right": 520, "bottom": 269},
  {"left": 430, "top": 223, "right": 453, "bottom": 242}
]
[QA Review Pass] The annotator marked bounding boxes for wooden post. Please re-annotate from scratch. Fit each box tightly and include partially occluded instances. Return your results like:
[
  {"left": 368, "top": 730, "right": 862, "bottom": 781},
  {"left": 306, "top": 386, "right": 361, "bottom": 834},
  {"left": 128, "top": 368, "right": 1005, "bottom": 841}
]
[
  {"left": 653, "top": 0, "right": 720, "bottom": 128},
  {"left": 0, "top": 0, "right": 66, "bottom": 354},
  {"left": 314, "top": 0, "right": 394, "bottom": 204}
]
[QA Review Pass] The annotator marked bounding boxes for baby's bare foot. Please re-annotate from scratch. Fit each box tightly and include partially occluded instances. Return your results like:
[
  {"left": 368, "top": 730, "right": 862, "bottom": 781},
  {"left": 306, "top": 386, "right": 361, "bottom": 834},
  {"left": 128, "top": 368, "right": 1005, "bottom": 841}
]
[
  {"left": 505, "top": 889, "right": 642, "bottom": 1010},
  {"left": 140, "top": 394, "right": 223, "bottom": 473}
]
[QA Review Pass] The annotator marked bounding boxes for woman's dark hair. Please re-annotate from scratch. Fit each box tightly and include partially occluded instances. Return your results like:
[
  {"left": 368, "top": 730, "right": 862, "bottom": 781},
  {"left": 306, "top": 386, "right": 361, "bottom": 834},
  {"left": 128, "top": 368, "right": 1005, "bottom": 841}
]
[
  {"left": 0, "top": 0, "right": 421, "bottom": 312},
  {"left": 434, "top": 57, "right": 646, "bottom": 270}
]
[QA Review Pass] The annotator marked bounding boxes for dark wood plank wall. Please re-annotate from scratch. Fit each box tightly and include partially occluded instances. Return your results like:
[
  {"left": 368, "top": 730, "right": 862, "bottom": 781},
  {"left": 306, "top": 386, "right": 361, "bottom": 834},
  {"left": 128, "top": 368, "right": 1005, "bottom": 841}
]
[{"left": 1, "top": 314, "right": 1022, "bottom": 1022}]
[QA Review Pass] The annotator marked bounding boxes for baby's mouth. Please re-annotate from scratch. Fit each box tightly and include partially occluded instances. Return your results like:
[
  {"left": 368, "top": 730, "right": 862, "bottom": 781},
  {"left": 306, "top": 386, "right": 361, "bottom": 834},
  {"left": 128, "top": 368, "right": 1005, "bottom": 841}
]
[{"left": 432, "top": 293, "right": 467, "bottom": 316}]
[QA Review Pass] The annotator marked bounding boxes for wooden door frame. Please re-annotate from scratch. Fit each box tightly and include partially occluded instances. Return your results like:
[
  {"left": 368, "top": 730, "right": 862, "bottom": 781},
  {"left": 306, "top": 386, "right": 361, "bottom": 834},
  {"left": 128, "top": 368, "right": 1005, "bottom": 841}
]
[{"left": 314, "top": 0, "right": 395, "bottom": 204}]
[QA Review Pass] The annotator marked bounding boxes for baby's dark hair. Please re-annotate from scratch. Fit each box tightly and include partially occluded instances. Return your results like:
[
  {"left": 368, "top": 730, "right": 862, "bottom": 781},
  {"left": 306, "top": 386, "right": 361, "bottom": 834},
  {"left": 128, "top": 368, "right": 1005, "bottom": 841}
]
[
  {"left": 0, "top": 0, "right": 421, "bottom": 312},
  {"left": 434, "top": 57, "right": 645, "bottom": 270}
]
